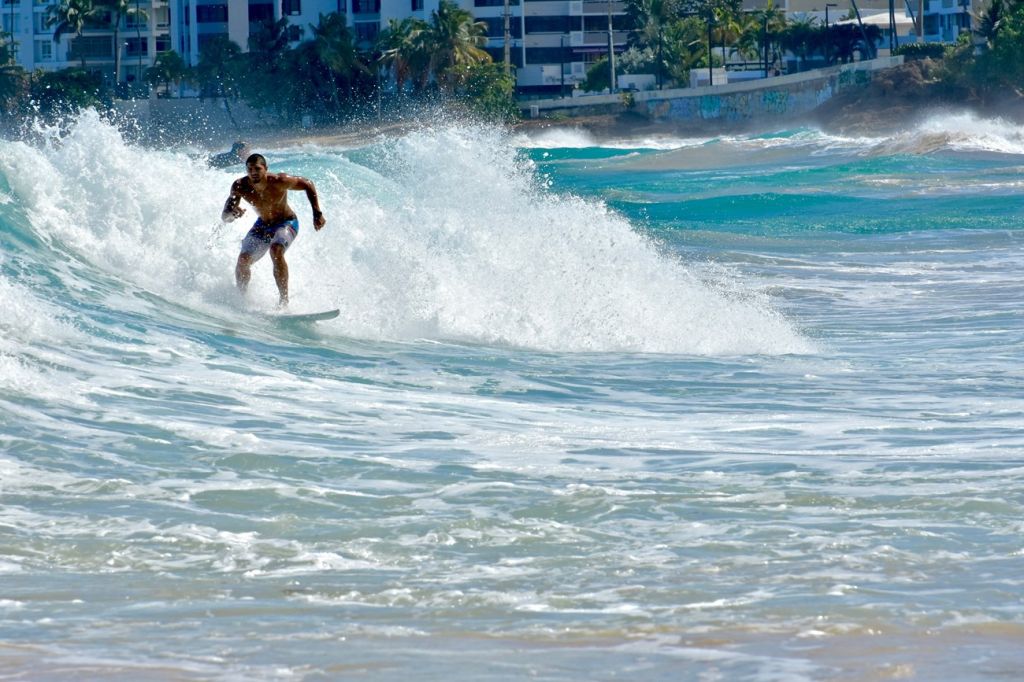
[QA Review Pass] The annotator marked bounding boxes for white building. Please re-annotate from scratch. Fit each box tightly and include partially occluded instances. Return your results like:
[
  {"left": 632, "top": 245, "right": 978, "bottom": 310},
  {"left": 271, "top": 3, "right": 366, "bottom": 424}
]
[
  {"left": 5, "top": 0, "right": 967, "bottom": 97},
  {"left": 3, "top": 0, "right": 172, "bottom": 88}
]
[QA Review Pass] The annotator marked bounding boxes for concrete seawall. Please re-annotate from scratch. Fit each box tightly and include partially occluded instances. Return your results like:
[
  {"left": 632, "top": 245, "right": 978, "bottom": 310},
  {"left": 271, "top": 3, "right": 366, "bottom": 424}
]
[{"left": 523, "top": 57, "right": 903, "bottom": 132}]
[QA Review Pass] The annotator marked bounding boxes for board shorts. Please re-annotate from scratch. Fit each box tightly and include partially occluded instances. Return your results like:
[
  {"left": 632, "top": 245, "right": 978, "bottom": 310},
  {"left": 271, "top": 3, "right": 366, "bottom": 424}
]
[{"left": 239, "top": 217, "right": 298, "bottom": 261}]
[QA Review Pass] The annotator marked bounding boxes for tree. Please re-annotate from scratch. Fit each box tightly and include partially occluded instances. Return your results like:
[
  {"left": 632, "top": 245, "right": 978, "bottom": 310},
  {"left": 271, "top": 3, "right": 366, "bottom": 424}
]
[
  {"left": 241, "top": 17, "right": 297, "bottom": 115},
  {"left": 748, "top": 0, "right": 786, "bottom": 72},
  {"left": 47, "top": 0, "right": 101, "bottom": 69},
  {"left": 94, "top": 0, "right": 147, "bottom": 89},
  {"left": 449, "top": 61, "right": 518, "bottom": 122},
  {"left": 424, "top": 0, "right": 491, "bottom": 90},
  {"left": 780, "top": 16, "right": 818, "bottom": 71},
  {"left": 29, "top": 67, "right": 104, "bottom": 116},
  {"left": 193, "top": 35, "right": 243, "bottom": 130},
  {"left": 144, "top": 49, "right": 185, "bottom": 96},
  {"left": 377, "top": 17, "right": 432, "bottom": 93},
  {"left": 627, "top": 0, "right": 681, "bottom": 88},
  {"left": 582, "top": 56, "right": 611, "bottom": 92},
  {"left": 977, "top": 0, "right": 1024, "bottom": 93},
  {"left": 311, "top": 11, "right": 369, "bottom": 110},
  {"left": 0, "top": 39, "right": 25, "bottom": 118}
]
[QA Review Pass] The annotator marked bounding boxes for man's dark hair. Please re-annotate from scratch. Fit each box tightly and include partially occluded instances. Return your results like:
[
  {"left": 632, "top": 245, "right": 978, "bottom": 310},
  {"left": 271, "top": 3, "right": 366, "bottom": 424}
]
[{"left": 246, "top": 153, "right": 267, "bottom": 167}]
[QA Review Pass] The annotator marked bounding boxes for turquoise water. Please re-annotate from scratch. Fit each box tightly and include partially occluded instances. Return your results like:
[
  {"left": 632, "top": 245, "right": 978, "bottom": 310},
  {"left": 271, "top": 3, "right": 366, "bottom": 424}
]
[{"left": 1, "top": 111, "right": 1022, "bottom": 680}]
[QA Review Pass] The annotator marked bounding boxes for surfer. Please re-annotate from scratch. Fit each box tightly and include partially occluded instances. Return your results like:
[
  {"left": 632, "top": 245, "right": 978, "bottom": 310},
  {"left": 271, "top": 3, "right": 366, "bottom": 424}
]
[
  {"left": 221, "top": 153, "right": 326, "bottom": 307},
  {"left": 208, "top": 141, "right": 250, "bottom": 169}
]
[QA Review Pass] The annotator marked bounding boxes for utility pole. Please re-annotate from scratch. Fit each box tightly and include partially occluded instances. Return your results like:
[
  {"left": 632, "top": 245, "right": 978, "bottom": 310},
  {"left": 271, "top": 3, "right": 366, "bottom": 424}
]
[
  {"left": 503, "top": 0, "right": 511, "bottom": 75},
  {"left": 825, "top": 3, "right": 836, "bottom": 65},
  {"left": 607, "top": 0, "right": 617, "bottom": 91},
  {"left": 763, "top": 14, "right": 769, "bottom": 78},
  {"left": 888, "top": 0, "right": 897, "bottom": 51},
  {"left": 707, "top": 12, "right": 713, "bottom": 86},
  {"left": 560, "top": 34, "right": 566, "bottom": 97}
]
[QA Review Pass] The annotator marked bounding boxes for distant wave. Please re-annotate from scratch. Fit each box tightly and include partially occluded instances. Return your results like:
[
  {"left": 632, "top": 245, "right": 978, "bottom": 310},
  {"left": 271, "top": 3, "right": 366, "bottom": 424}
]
[{"left": 518, "top": 111, "right": 1024, "bottom": 164}]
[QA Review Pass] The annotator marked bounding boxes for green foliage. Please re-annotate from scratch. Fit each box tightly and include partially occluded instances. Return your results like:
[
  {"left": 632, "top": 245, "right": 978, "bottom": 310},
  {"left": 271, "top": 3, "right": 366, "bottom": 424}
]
[
  {"left": 449, "top": 62, "right": 519, "bottom": 122},
  {"left": 427, "top": 0, "right": 491, "bottom": 91},
  {"left": 0, "top": 43, "right": 26, "bottom": 118},
  {"left": 47, "top": 0, "right": 102, "bottom": 68},
  {"left": 582, "top": 56, "right": 611, "bottom": 92},
  {"left": 976, "top": 0, "right": 1024, "bottom": 92},
  {"left": 932, "top": 0, "right": 1024, "bottom": 99},
  {"left": 30, "top": 67, "right": 104, "bottom": 115},
  {"left": 894, "top": 42, "right": 946, "bottom": 60},
  {"left": 145, "top": 50, "right": 186, "bottom": 95},
  {"left": 377, "top": 17, "right": 432, "bottom": 93},
  {"left": 617, "top": 46, "right": 656, "bottom": 75}
]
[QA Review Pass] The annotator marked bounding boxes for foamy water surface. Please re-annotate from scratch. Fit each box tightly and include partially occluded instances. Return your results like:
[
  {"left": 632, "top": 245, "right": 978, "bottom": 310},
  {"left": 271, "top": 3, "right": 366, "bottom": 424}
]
[{"left": 1, "top": 111, "right": 1022, "bottom": 681}]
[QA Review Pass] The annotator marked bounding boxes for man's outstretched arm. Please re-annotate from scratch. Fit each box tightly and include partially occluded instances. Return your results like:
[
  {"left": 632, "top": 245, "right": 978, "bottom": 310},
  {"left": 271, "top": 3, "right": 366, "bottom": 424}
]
[
  {"left": 221, "top": 180, "right": 246, "bottom": 222},
  {"left": 289, "top": 176, "right": 326, "bottom": 230}
]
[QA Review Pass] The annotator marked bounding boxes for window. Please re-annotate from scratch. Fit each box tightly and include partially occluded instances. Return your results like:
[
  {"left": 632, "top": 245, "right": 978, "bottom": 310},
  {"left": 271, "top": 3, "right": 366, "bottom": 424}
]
[
  {"left": 524, "top": 15, "right": 568, "bottom": 33},
  {"left": 525, "top": 47, "right": 571, "bottom": 64},
  {"left": 126, "top": 12, "right": 146, "bottom": 29},
  {"left": 354, "top": 21, "right": 378, "bottom": 42},
  {"left": 249, "top": 3, "right": 273, "bottom": 21},
  {"left": 288, "top": 24, "right": 302, "bottom": 40},
  {"left": 411, "top": 0, "right": 422, "bottom": 10},
  {"left": 126, "top": 37, "right": 147, "bottom": 56},
  {"left": 481, "top": 17, "right": 521, "bottom": 38},
  {"left": 352, "top": 0, "right": 379, "bottom": 13},
  {"left": 33, "top": 11, "right": 48, "bottom": 33},
  {"left": 0, "top": 14, "right": 18, "bottom": 33},
  {"left": 485, "top": 48, "right": 521, "bottom": 66},
  {"left": 196, "top": 4, "right": 228, "bottom": 22},
  {"left": 474, "top": 0, "right": 519, "bottom": 5},
  {"left": 282, "top": 0, "right": 301, "bottom": 16},
  {"left": 71, "top": 35, "right": 113, "bottom": 58},
  {"left": 34, "top": 38, "right": 52, "bottom": 60},
  {"left": 154, "top": 6, "right": 170, "bottom": 27},
  {"left": 155, "top": 34, "right": 170, "bottom": 51}
]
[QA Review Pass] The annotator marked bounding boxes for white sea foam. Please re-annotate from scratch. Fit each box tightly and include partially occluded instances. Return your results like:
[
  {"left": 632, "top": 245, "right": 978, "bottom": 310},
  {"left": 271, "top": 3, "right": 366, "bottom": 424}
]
[
  {"left": 514, "top": 126, "right": 704, "bottom": 150},
  {"left": 2, "top": 113, "right": 810, "bottom": 355}
]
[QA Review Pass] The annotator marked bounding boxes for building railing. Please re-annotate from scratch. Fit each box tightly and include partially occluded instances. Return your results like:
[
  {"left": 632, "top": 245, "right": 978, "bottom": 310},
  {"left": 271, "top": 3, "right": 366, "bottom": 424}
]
[
  {"left": 581, "top": 0, "right": 625, "bottom": 13},
  {"left": 581, "top": 29, "right": 628, "bottom": 45}
]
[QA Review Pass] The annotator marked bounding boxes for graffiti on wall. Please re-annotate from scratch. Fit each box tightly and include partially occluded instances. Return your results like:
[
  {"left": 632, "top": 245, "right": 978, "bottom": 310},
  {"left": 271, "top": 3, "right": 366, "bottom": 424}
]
[{"left": 643, "top": 66, "right": 876, "bottom": 125}]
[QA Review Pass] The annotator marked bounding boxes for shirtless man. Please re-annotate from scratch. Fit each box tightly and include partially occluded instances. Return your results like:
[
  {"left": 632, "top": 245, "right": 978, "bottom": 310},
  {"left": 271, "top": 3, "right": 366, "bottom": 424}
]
[{"left": 221, "top": 153, "right": 326, "bottom": 306}]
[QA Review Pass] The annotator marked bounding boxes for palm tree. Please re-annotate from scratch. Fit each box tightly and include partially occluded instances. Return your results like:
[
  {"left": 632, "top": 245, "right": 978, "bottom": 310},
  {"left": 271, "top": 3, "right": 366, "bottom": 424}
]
[
  {"left": 627, "top": 0, "right": 679, "bottom": 88},
  {"left": 311, "top": 11, "right": 368, "bottom": 110},
  {"left": 424, "top": 0, "right": 490, "bottom": 90},
  {"left": 94, "top": 0, "right": 147, "bottom": 90},
  {"left": 193, "top": 35, "right": 243, "bottom": 130},
  {"left": 748, "top": 0, "right": 786, "bottom": 73},
  {"left": 0, "top": 39, "right": 25, "bottom": 116},
  {"left": 47, "top": 0, "right": 100, "bottom": 68},
  {"left": 780, "top": 16, "right": 818, "bottom": 71},
  {"left": 974, "top": 0, "right": 1004, "bottom": 47},
  {"left": 377, "top": 17, "right": 431, "bottom": 94},
  {"left": 144, "top": 49, "right": 185, "bottom": 96}
]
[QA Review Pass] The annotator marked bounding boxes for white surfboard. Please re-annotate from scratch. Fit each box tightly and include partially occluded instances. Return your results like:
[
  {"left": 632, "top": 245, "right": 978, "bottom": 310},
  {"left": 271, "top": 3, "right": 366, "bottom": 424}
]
[{"left": 268, "top": 309, "right": 340, "bottom": 323}]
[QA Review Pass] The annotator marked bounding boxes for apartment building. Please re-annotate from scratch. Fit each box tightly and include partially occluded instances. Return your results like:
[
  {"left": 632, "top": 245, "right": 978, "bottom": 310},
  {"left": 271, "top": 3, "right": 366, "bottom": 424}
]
[
  {"left": 2, "top": 0, "right": 172, "bottom": 86},
  {"left": 3, "top": 0, "right": 972, "bottom": 96}
]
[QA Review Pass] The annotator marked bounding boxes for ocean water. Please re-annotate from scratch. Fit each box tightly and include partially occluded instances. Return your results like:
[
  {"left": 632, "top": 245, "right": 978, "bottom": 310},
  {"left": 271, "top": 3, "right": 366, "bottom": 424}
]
[{"left": 1, "top": 110, "right": 1022, "bottom": 681}]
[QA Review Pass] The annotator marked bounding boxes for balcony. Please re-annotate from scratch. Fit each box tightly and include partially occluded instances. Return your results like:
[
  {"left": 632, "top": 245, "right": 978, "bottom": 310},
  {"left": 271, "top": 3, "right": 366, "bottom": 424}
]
[
  {"left": 582, "top": 0, "right": 625, "bottom": 14},
  {"left": 581, "top": 29, "right": 628, "bottom": 45}
]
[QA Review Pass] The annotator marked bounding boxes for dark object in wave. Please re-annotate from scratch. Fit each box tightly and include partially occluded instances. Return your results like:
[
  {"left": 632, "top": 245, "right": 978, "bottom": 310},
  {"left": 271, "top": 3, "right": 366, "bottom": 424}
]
[{"left": 208, "top": 141, "right": 250, "bottom": 169}]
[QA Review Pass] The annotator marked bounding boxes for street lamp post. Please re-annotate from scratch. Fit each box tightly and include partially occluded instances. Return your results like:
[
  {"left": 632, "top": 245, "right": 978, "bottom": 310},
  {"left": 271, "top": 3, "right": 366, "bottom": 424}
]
[
  {"left": 607, "top": 0, "right": 616, "bottom": 91},
  {"left": 560, "top": 34, "right": 566, "bottom": 98},
  {"left": 763, "top": 14, "right": 769, "bottom": 78},
  {"left": 825, "top": 3, "right": 836, "bottom": 65},
  {"left": 707, "top": 12, "right": 714, "bottom": 86}
]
